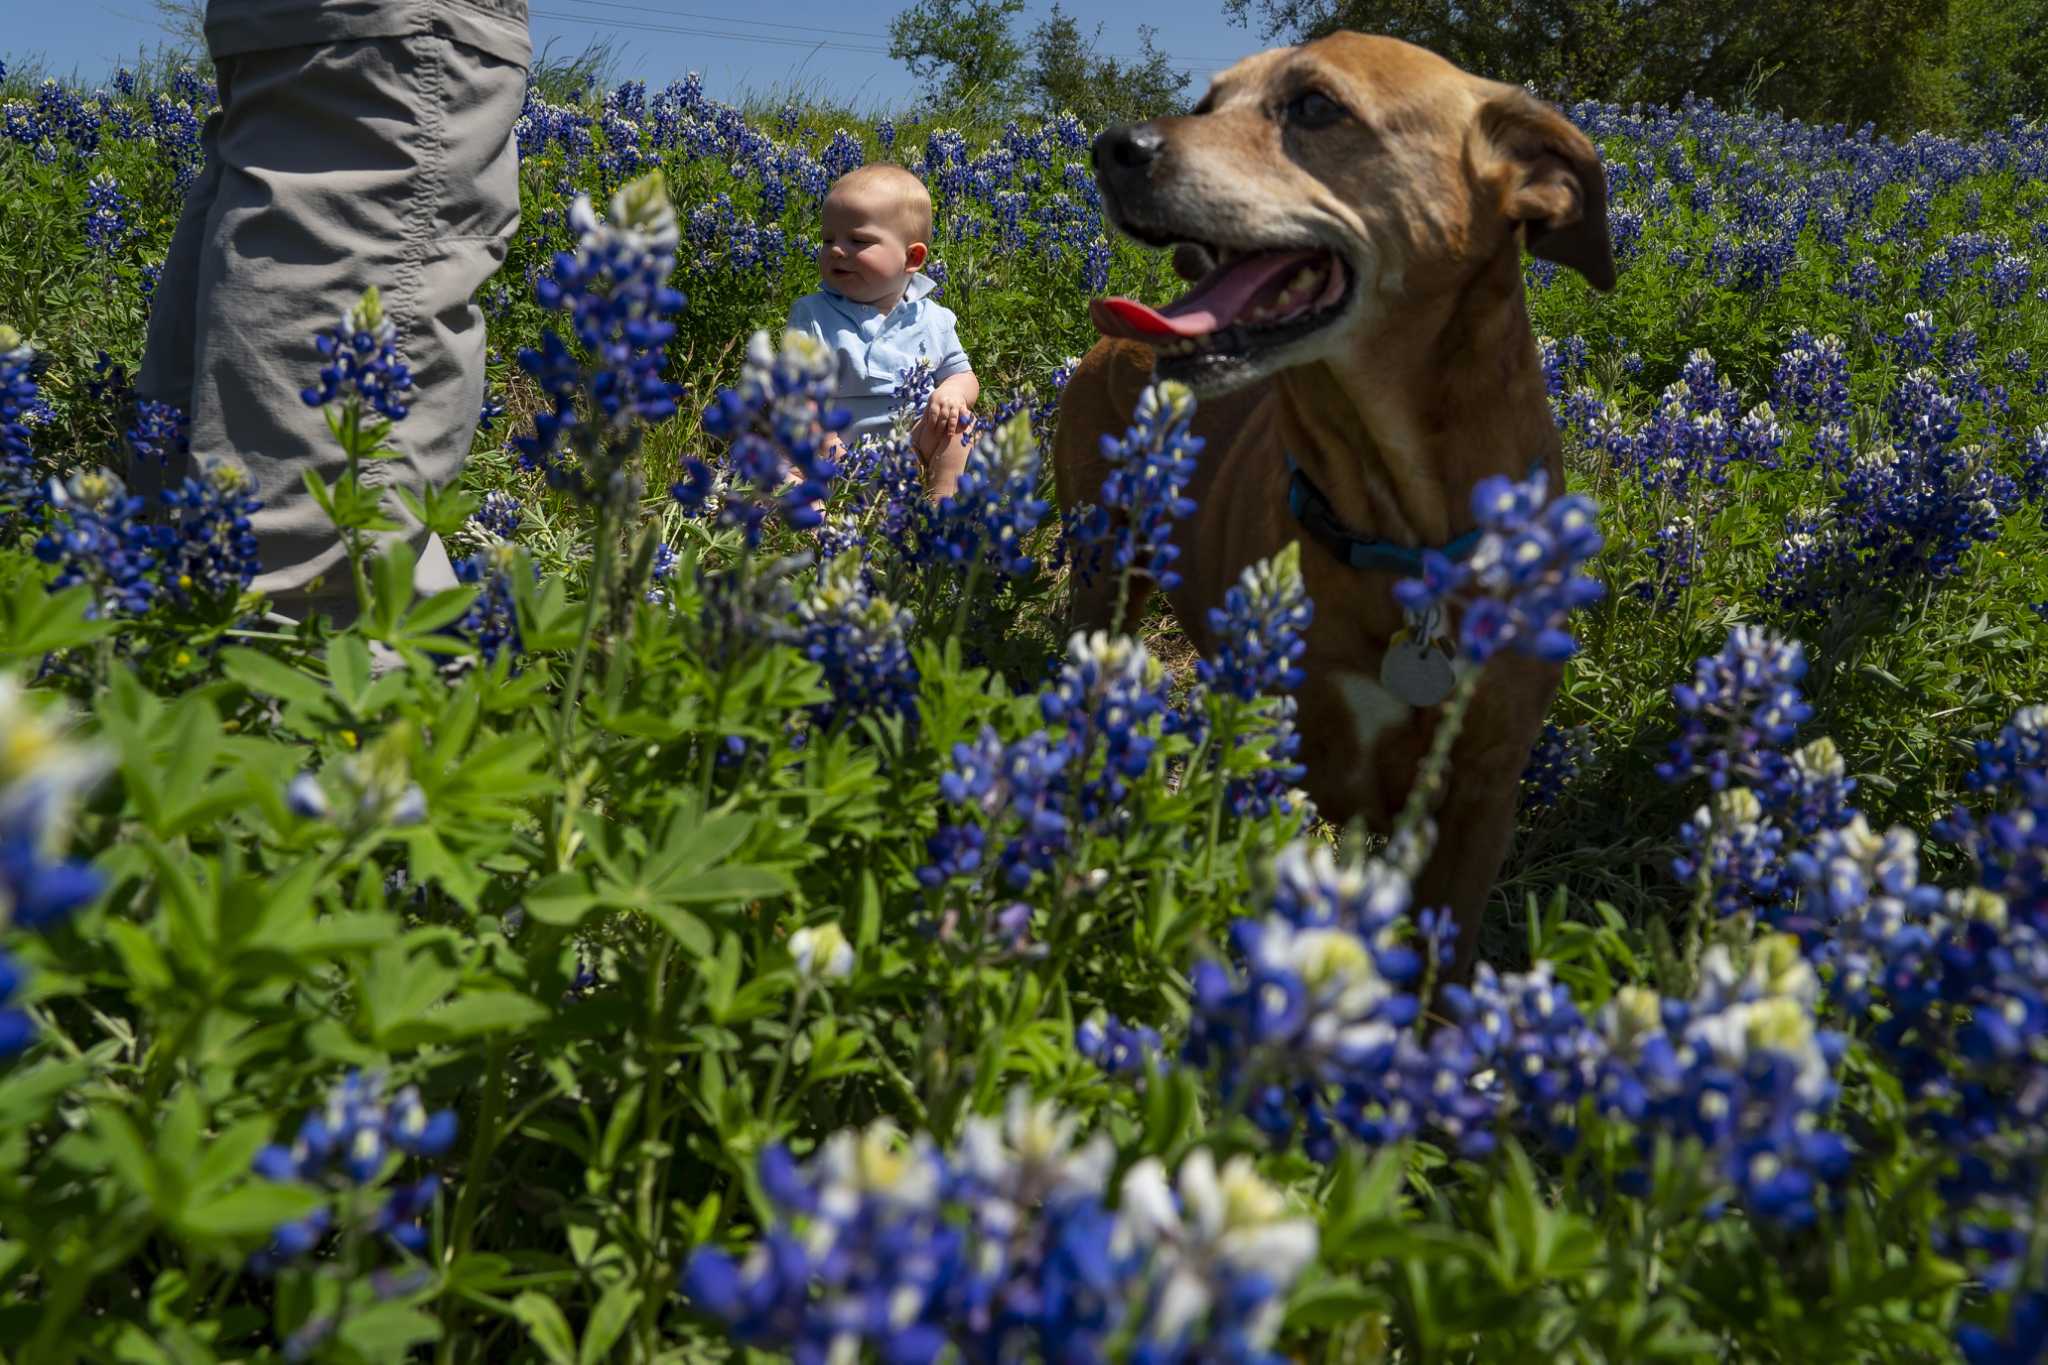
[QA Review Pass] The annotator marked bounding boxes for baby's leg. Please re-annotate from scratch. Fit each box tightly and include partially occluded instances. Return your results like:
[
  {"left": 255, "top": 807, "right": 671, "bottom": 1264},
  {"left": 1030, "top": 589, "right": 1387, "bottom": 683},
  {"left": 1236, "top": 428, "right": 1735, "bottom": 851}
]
[{"left": 913, "top": 411, "right": 971, "bottom": 501}]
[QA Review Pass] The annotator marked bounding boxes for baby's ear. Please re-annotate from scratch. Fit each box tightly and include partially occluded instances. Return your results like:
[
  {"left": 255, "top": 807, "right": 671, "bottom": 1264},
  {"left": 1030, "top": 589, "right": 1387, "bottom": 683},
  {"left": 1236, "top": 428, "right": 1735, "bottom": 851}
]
[{"left": 907, "top": 241, "right": 929, "bottom": 270}]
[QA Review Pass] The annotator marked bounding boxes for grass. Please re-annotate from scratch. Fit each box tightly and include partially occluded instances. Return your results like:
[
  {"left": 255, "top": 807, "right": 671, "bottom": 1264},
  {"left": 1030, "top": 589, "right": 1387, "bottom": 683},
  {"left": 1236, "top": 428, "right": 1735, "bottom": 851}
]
[{"left": 3, "top": 70, "right": 2044, "bottom": 969}]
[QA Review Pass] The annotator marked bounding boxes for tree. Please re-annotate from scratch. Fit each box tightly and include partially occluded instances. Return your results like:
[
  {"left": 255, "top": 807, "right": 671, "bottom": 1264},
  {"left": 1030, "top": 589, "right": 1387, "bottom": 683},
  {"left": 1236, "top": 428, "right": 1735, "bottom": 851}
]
[
  {"left": 1026, "top": 5, "right": 1193, "bottom": 127},
  {"left": 1219, "top": 0, "right": 1954, "bottom": 134},
  {"left": 1942, "top": 0, "right": 2048, "bottom": 130},
  {"left": 888, "top": 0, "right": 1029, "bottom": 112}
]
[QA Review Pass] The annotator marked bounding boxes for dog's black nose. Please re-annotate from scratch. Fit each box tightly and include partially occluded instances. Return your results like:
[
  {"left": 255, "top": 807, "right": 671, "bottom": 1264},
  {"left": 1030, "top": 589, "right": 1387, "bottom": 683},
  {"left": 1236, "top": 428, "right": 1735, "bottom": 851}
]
[{"left": 1094, "top": 123, "right": 1164, "bottom": 175}]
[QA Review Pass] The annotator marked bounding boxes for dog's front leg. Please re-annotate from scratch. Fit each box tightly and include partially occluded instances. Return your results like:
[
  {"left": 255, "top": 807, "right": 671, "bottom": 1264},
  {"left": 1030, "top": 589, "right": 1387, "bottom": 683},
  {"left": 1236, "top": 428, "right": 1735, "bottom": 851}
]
[
  {"left": 1412, "top": 768, "right": 1523, "bottom": 981},
  {"left": 1410, "top": 662, "right": 1561, "bottom": 978}
]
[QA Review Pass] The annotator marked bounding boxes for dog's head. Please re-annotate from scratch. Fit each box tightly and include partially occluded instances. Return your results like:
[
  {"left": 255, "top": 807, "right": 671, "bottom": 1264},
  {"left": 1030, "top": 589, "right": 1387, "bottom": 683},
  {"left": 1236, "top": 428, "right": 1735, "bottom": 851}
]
[{"left": 1089, "top": 32, "right": 1614, "bottom": 395}]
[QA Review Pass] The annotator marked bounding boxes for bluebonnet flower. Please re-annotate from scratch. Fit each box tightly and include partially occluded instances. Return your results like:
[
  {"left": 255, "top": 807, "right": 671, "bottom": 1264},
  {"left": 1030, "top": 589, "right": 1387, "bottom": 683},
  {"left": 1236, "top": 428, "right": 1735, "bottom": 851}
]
[
  {"left": 516, "top": 172, "right": 686, "bottom": 509},
  {"left": 451, "top": 539, "right": 524, "bottom": 665},
  {"left": 1597, "top": 939, "right": 1851, "bottom": 1228},
  {"left": 788, "top": 921, "right": 856, "bottom": 984},
  {"left": 285, "top": 772, "right": 330, "bottom": 822},
  {"left": 1076, "top": 1013, "right": 1161, "bottom": 1080},
  {"left": 1537, "top": 335, "right": 1589, "bottom": 399},
  {"left": 1674, "top": 787, "right": 1789, "bottom": 918},
  {"left": 1197, "top": 546, "right": 1312, "bottom": 703},
  {"left": 470, "top": 490, "right": 522, "bottom": 541},
  {"left": 794, "top": 555, "right": 919, "bottom": 729},
  {"left": 1039, "top": 631, "right": 1171, "bottom": 822},
  {"left": 919, "top": 820, "right": 986, "bottom": 886},
  {"left": 1070, "top": 381, "right": 1203, "bottom": 595},
  {"left": 1450, "top": 961, "right": 1605, "bottom": 1150},
  {"left": 928, "top": 410, "right": 1049, "bottom": 579},
  {"left": 248, "top": 1070, "right": 457, "bottom": 1273},
  {"left": 1805, "top": 419, "right": 1852, "bottom": 474},
  {"left": 1636, "top": 514, "right": 1699, "bottom": 605},
  {"left": 1114, "top": 1149, "right": 1318, "bottom": 1359},
  {"left": 1733, "top": 403, "right": 1784, "bottom": 470},
  {"left": 0, "top": 675, "right": 109, "bottom": 942},
  {"left": 126, "top": 396, "right": 190, "bottom": 468},
  {"left": 1820, "top": 373, "right": 2019, "bottom": 588},
  {"left": 681, "top": 329, "right": 848, "bottom": 544},
  {"left": 1657, "top": 625, "right": 1810, "bottom": 793},
  {"left": 1520, "top": 722, "right": 1590, "bottom": 810},
  {"left": 1394, "top": 468, "right": 1605, "bottom": 665},
  {"left": 1788, "top": 794, "right": 2047, "bottom": 1280},
  {"left": 0, "top": 328, "right": 43, "bottom": 520},
  {"left": 1836, "top": 254, "right": 1881, "bottom": 303},
  {"left": 924, "top": 726, "right": 1072, "bottom": 892},
  {"left": 1186, "top": 908, "right": 1412, "bottom": 1148},
  {"left": 0, "top": 952, "right": 33, "bottom": 1060},
  {"left": 681, "top": 1121, "right": 958, "bottom": 1363},
  {"left": 1785, "top": 816, "right": 1944, "bottom": 1007},
  {"left": 948, "top": 1091, "right": 1128, "bottom": 1360},
  {"left": 301, "top": 286, "right": 414, "bottom": 420},
  {"left": 645, "top": 538, "right": 678, "bottom": 605},
  {"left": 1183, "top": 843, "right": 1429, "bottom": 1154},
  {"left": 1775, "top": 736, "right": 1858, "bottom": 838},
  {"left": 82, "top": 172, "right": 133, "bottom": 255},
  {"left": 1080, "top": 235, "right": 1110, "bottom": 292},
  {"left": 155, "top": 456, "right": 262, "bottom": 608},
  {"left": 683, "top": 1104, "right": 1317, "bottom": 1364},
  {"left": 1986, "top": 253, "right": 2034, "bottom": 311},
  {"left": 34, "top": 468, "right": 158, "bottom": 618},
  {"left": 1186, "top": 547, "right": 1314, "bottom": 820},
  {"left": 1957, "top": 1293, "right": 2048, "bottom": 1365},
  {"left": 1891, "top": 310, "right": 1940, "bottom": 367},
  {"left": 820, "top": 128, "right": 863, "bottom": 179},
  {"left": 694, "top": 551, "right": 805, "bottom": 673}
]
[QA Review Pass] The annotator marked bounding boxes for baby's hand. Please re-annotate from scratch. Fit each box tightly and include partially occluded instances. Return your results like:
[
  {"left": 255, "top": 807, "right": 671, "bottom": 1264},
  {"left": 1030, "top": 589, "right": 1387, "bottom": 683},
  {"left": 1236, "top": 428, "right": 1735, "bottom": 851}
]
[{"left": 925, "top": 391, "right": 972, "bottom": 434}]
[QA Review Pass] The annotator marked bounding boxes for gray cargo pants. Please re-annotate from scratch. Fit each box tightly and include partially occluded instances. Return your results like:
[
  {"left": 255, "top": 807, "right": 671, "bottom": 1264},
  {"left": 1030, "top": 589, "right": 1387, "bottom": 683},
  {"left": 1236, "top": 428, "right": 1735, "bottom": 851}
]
[{"left": 136, "top": 1, "right": 528, "bottom": 618}]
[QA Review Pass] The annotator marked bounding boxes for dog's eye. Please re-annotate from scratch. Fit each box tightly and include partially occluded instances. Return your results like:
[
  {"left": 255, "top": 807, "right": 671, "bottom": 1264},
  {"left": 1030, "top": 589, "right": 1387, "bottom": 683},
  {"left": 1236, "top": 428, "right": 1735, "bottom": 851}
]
[{"left": 1285, "top": 90, "right": 1345, "bottom": 129}]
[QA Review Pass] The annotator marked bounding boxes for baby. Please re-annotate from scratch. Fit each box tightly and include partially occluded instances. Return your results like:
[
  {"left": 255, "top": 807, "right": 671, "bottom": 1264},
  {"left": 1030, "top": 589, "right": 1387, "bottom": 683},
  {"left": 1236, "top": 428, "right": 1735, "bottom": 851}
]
[{"left": 786, "top": 164, "right": 979, "bottom": 498}]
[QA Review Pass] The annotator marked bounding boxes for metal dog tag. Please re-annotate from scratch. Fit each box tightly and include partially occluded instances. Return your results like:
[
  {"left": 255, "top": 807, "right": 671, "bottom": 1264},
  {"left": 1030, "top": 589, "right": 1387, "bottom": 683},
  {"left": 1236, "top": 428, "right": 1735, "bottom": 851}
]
[{"left": 1381, "top": 611, "right": 1455, "bottom": 707}]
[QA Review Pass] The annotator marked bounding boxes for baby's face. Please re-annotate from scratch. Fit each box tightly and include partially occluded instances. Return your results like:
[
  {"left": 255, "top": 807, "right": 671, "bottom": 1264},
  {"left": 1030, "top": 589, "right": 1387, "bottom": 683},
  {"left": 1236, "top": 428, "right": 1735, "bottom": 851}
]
[{"left": 818, "top": 187, "right": 921, "bottom": 307}]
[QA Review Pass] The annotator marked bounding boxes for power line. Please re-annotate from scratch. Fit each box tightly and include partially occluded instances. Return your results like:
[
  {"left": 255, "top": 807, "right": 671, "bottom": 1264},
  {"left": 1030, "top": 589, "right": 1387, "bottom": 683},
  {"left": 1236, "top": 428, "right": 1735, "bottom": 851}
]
[
  {"left": 544, "top": 0, "right": 895, "bottom": 44},
  {"left": 529, "top": 8, "right": 892, "bottom": 56},
  {"left": 533, "top": 0, "right": 1236, "bottom": 72}
]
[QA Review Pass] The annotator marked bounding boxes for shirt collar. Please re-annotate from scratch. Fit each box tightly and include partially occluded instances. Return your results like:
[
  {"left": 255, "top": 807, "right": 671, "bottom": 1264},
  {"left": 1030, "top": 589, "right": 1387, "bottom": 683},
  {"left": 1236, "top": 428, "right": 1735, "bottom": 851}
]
[{"left": 821, "top": 271, "right": 938, "bottom": 316}]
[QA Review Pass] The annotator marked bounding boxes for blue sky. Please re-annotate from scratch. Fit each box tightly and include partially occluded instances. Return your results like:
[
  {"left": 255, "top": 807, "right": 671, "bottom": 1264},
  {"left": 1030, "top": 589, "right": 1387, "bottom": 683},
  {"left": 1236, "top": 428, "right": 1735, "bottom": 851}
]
[{"left": 7, "top": 0, "right": 1278, "bottom": 113}]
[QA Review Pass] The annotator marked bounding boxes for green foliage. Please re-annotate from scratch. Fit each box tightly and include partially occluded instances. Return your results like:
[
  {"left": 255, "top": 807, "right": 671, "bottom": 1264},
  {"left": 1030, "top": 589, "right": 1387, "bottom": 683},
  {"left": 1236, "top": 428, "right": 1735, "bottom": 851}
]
[
  {"left": 888, "top": 0, "right": 1030, "bottom": 115},
  {"left": 2, "top": 58, "right": 2046, "bottom": 1365},
  {"left": 1025, "top": 4, "right": 1194, "bottom": 129},
  {"left": 1222, "top": 0, "right": 1974, "bottom": 134}
]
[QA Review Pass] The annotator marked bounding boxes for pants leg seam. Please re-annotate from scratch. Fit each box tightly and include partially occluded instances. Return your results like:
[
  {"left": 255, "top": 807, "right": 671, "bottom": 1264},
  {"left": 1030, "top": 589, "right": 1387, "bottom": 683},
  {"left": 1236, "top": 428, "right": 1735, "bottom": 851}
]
[{"left": 392, "top": 34, "right": 450, "bottom": 379}]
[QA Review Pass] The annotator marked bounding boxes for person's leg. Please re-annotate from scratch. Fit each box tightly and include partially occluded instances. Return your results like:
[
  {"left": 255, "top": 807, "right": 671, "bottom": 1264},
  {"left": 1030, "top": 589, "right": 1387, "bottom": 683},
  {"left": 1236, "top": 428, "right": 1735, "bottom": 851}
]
[
  {"left": 913, "top": 411, "right": 971, "bottom": 500},
  {"left": 129, "top": 72, "right": 229, "bottom": 495},
  {"left": 184, "top": 33, "right": 523, "bottom": 622}
]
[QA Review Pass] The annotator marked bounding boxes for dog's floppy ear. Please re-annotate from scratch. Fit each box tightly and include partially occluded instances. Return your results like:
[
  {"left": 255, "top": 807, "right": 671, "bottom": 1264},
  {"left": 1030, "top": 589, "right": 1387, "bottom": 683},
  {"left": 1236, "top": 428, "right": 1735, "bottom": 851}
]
[{"left": 1474, "top": 88, "right": 1615, "bottom": 292}]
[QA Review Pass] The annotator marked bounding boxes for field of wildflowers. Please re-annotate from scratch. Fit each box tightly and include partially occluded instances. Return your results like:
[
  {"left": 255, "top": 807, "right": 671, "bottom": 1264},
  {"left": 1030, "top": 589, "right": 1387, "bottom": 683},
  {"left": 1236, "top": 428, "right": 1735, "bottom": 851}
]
[{"left": 2, "top": 49, "right": 2047, "bottom": 1364}]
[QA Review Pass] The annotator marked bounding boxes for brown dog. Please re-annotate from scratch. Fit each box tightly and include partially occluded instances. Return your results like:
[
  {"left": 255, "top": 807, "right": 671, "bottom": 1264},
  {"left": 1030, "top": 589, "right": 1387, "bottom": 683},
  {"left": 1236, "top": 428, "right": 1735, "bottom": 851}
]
[{"left": 1052, "top": 32, "right": 1614, "bottom": 959}]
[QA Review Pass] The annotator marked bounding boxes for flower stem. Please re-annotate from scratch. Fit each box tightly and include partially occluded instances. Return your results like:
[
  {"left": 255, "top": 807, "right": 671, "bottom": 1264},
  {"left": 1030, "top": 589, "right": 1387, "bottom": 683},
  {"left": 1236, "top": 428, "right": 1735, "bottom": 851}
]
[
  {"left": 951, "top": 557, "right": 983, "bottom": 641},
  {"left": 1388, "top": 669, "right": 1482, "bottom": 868},
  {"left": 1200, "top": 698, "right": 1236, "bottom": 885},
  {"left": 634, "top": 927, "right": 675, "bottom": 1358},
  {"left": 758, "top": 984, "right": 812, "bottom": 1132}
]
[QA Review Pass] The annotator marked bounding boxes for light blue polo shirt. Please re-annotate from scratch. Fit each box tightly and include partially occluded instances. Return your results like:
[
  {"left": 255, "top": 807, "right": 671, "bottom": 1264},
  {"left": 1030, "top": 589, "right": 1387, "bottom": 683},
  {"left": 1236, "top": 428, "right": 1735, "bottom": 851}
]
[{"left": 785, "top": 273, "right": 972, "bottom": 444}]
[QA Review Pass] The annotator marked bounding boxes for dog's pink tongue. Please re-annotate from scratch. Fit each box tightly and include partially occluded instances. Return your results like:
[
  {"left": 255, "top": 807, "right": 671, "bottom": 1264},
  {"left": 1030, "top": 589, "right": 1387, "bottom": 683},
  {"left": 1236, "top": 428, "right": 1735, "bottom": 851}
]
[{"left": 1091, "top": 250, "right": 1322, "bottom": 341}]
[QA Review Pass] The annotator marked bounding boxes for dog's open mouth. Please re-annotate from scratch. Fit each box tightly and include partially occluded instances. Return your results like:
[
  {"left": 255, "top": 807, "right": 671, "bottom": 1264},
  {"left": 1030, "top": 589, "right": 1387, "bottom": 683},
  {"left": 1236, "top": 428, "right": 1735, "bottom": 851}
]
[{"left": 1089, "top": 246, "right": 1352, "bottom": 376}]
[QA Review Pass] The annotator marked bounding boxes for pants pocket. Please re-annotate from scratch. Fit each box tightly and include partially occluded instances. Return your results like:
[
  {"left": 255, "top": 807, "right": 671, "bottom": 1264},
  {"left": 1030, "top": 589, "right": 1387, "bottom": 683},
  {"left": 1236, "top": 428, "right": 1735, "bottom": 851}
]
[{"left": 434, "top": 44, "right": 525, "bottom": 243}]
